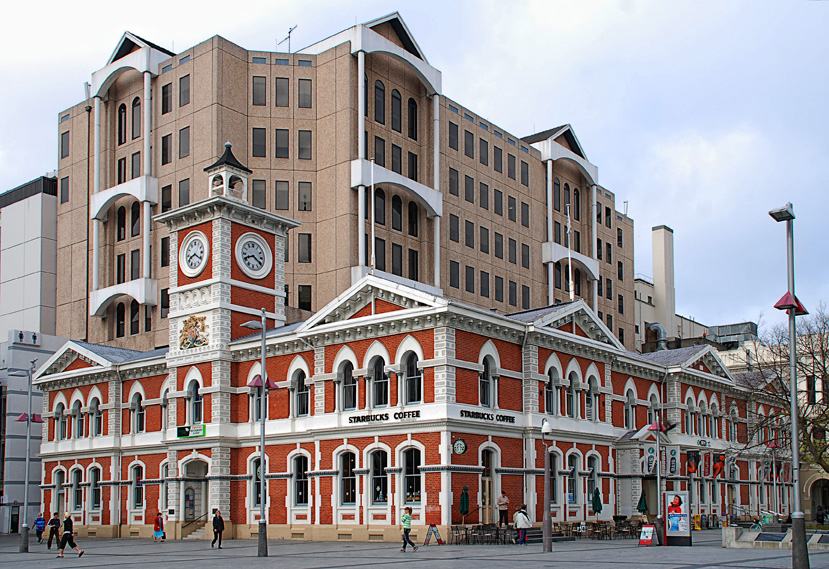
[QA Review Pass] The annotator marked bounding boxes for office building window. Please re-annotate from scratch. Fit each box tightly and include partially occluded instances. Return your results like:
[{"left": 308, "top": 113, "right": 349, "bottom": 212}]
[
  {"left": 161, "top": 134, "right": 172, "bottom": 165},
  {"left": 298, "top": 233, "right": 312, "bottom": 263},
  {"left": 449, "top": 122, "right": 459, "bottom": 150},
  {"left": 597, "top": 238, "right": 603, "bottom": 260},
  {"left": 60, "top": 177, "right": 69, "bottom": 203},
  {"left": 116, "top": 254, "right": 125, "bottom": 284},
  {"left": 298, "top": 79, "right": 312, "bottom": 108},
  {"left": 131, "top": 98, "right": 141, "bottom": 140},
  {"left": 465, "top": 220, "right": 474, "bottom": 248},
  {"left": 179, "top": 179, "right": 190, "bottom": 206},
  {"left": 495, "top": 276, "right": 504, "bottom": 302},
  {"left": 574, "top": 230, "right": 581, "bottom": 253},
  {"left": 554, "top": 221, "right": 561, "bottom": 245},
  {"left": 131, "top": 152, "right": 141, "bottom": 180},
  {"left": 555, "top": 262, "right": 562, "bottom": 289},
  {"left": 618, "top": 295, "right": 624, "bottom": 314},
  {"left": 130, "top": 249, "right": 140, "bottom": 280},
  {"left": 573, "top": 188, "right": 580, "bottom": 220},
  {"left": 479, "top": 182, "right": 489, "bottom": 210},
  {"left": 464, "top": 130, "right": 474, "bottom": 158},
  {"left": 449, "top": 214, "right": 459, "bottom": 242},
  {"left": 493, "top": 146, "right": 502, "bottom": 173},
  {"left": 606, "top": 242, "right": 612, "bottom": 263},
  {"left": 521, "top": 202, "right": 530, "bottom": 227},
  {"left": 597, "top": 276, "right": 602, "bottom": 296},
  {"left": 375, "top": 188, "right": 386, "bottom": 225},
  {"left": 465, "top": 265, "right": 475, "bottom": 293},
  {"left": 130, "top": 300, "right": 140, "bottom": 335},
  {"left": 391, "top": 89, "right": 402, "bottom": 132},
  {"left": 407, "top": 152, "right": 418, "bottom": 181},
  {"left": 179, "top": 126, "right": 190, "bottom": 158},
  {"left": 374, "top": 136, "right": 385, "bottom": 167},
  {"left": 374, "top": 80, "right": 385, "bottom": 124},
  {"left": 522, "top": 285, "right": 530, "bottom": 309},
  {"left": 298, "top": 285, "right": 312, "bottom": 311},
  {"left": 275, "top": 181, "right": 289, "bottom": 210},
  {"left": 275, "top": 129, "right": 289, "bottom": 158},
  {"left": 391, "top": 195, "right": 402, "bottom": 231},
  {"left": 521, "top": 243, "right": 530, "bottom": 269},
  {"left": 618, "top": 228, "right": 624, "bottom": 247},
  {"left": 161, "top": 83, "right": 172, "bottom": 114},
  {"left": 480, "top": 138, "right": 488, "bottom": 166},
  {"left": 131, "top": 202, "right": 140, "bottom": 237},
  {"left": 606, "top": 278, "right": 612, "bottom": 300},
  {"left": 391, "top": 243, "right": 403, "bottom": 276},
  {"left": 161, "top": 186, "right": 171, "bottom": 212},
  {"left": 481, "top": 271, "right": 490, "bottom": 298},
  {"left": 252, "top": 128, "right": 266, "bottom": 157},
  {"left": 449, "top": 261, "right": 460, "bottom": 289},
  {"left": 408, "top": 201, "right": 419, "bottom": 236},
  {"left": 252, "top": 179, "right": 266, "bottom": 209},
  {"left": 252, "top": 76, "right": 266, "bottom": 105},
  {"left": 118, "top": 104, "right": 127, "bottom": 144},
  {"left": 494, "top": 232, "right": 504, "bottom": 259},
  {"left": 508, "top": 196, "right": 516, "bottom": 222},
  {"left": 619, "top": 328, "right": 625, "bottom": 345},
  {"left": 374, "top": 238, "right": 385, "bottom": 271},
  {"left": 464, "top": 175, "right": 474, "bottom": 203},
  {"left": 298, "top": 181, "right": 312, "bottom": 211},
  {"left": 179, "top": 75, "right": 190, "bottom": 106},
  {"left": 520, "top": 160, "right": 529, "bottom": 186},
  {"left": 554, "top": 178, "right": 561, "bottom": 211},
  {"left": 298, "top": 130, "right": 312, "bottom": 159},
  {"left": 494, "top": 189, "right": 503, "bottom": 216},
  {"left": 507, "top": 154, "right": 516, "bottom": 180},
  {"left": 408, "top": 98, "right": 418, "bottom": 139},
  {"left": 618, "top": 261, "right": 624, "bottom": 281},
  {"left": 276, "top": 77, "right": 289, "bottom": 107},
  {"left": 161, "top": 237, "right": 170, "bottom": 267},
  {"left": 160, "top": 288, "right": 169, "bottom": 319},
  {"left": 449, "top": 168, "right": 459, "bottom": 196},
  {"left": 408, "top": 249, "right": 419, "bottom": 281},
  {"left": 606, "top": 206, "right": 612, "bottom": 228},
  {"left": 391, "top": 144, "right": 402, "bottom": 174},
  {"left": 508, "top": 281, "right": 517, "bottom": 306},
  {"left": 508, "top": 238, "right": 517, "bottom": 264},
  {"left": 480, "top": 226, "right": 489, "bottom": 254}
]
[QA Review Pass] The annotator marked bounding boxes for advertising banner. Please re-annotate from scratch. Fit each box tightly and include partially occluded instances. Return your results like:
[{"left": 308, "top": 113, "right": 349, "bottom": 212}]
[
  {"left": 667, "top": 446, "right": 680, "bottom": 476},
  {"left": 702, "top": 451, "right": 712, "bottom": 477},
  {"left": 712, "top": 453, "right": 726, "bottom": 478},
  {"left": 686, "top": 450, "right": 700, "bottom": 476},
  {"left": 666, "top": 490, "right": 691, "bottom": 537}
]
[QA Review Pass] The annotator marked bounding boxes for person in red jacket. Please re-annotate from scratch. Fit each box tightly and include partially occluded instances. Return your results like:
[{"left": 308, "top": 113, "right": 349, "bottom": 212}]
[{"left": 153, "top": 512, "right": 165, "bottom": 543}]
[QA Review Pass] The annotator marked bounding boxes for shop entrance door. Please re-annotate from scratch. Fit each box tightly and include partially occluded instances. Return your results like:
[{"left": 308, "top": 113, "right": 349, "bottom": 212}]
[
  {"left": 184, "top": 487, "right": 195, "bottom": 521},
  {"left": 482, "top": 450, "right": 494, "bottom": 524}
]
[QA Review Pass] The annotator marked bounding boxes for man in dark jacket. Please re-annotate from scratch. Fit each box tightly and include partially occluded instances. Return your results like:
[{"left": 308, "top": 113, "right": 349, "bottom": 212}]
[
  {"left": 57, "top": 514, "right": 84, "bottom": 558},
  {"left": 47, "top": 513, "right": 61, "bottom": 549},
  {"left": 211, "top": 510, "right": 225, "bottom": 549}
]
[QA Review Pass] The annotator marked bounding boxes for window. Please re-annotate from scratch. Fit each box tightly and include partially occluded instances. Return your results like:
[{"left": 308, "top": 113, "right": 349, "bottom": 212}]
[
  {"left": 90, "top": 468, "right": 101, "bottom": 510},
  {"left": 276, "top": 77, "right": 289, "bottom": 107},
  {"left": 292, "top": 181, "right": 311, "bottom": 211},
  {"left": 618, "top": 228, "right": 624, "bottom": 248},
  {"left": 131, "top": 98, "right": 141, "bottom": 140},
  {"left": 117, "top": 157, "right": 127, "bottom": 184},
  {"left": 508, "top": 196, "right": 517, "bottom": 222},
  {"left": 567, "top": 455, "right": 578, "bottom": 503},
  {"left": 597, "top": 202, "right": 603, "bottom": 223},
  {"left": 624, "top": 390, "right": 636, "bottom": 429},
  {"left": 298, "top": 79, "right": 312, "bottom": 108},
  {"left": 298, "top": 130, "right": 312, "bottom": 160},
  {"left": 449, "top": 214, "right": 459, "bottom": 242},
  {"left": 518, "top": 243, "right": 528, "bottom": 269},
  {"left": 566, "top": 375, "right": 576, "bottom": 418},
  {"left": 587, "top": 456, "right": 599, "bottom": 498},
  {"left": 495, "top": 276, "right": 504, "bottom": 302},
  {"left": 295, "top": 371, "right": 309, "bottom": 417},
  {"left": 404, "top": 449, "right": 421, "bottom": 503},
  {"left": 597, "top": 238, "right": 603, "bottom": 260},
  {"left": 493, "top": 146, "right": 503, "bottom": 173},
  {"left": 132, "top": 393, "right": 145, "bottom": 433},
  {"left": 464, "top": 130, "right": 474, "bottom": 158},
  {"left": 494, "top": 232, "right": 503, "bottom": 259},
  {"left": 294, "top": 456, "right": 309, "bottom": 505},
  {"left": 130, "top": 202, "right": 141, "bottom": 237},
  {"left": 522, "top": 285, "right": 530, "bottom": 309},
  {"left": 480, "top": 138, "right": 488, "bottom": 166},
  {"left": 545, "top": 368, "right": 559, "bottom": 415},
  {"left": 808, "top": 375, "right": 817, "bottom": 404},
  {"left": 606, "top": 278, "right": 612, "bottom": 300},
  {"left": 555, "top": 262, "right": 562, "bottom": 289},
  {"left": 161, "top": 133, "right": 172, "bottom": 165},
  {"left": 55, "top": 403, "right": 66, "bottom": 440},
  {"left": 116, "top": 207, "right": 126, "bottom": 241},
  {"left": 118, "top": 104, "right": 127, "bottom": 144},
  {"left": 90, "top": 398, "right": 102, "bottom": 437},
  {"left": 251, "top": 457, "right": 264, "bottom": 507},
  {"left": 374, "top": 80, "right": 385, "bottom": 124},
  {"left": 480, "top": 226, "right": 489, "bottom": 254},
  {"left": 554, "top": 178, "right": 561, "bottom": 212},
  {"left": 408, "top": 201, "right": 418, "bottom": 236},
  {"left": 129, "top": 465, "right": 145, "bottom": 509},
  {"left": 464, "top": 175, "right": 474, "bottom": 203},
  {"left": 507, "top": 154, "right": 516, "bottom": 180},
  {"left": 178, "top": 178, "right": 191, "bottom": 206},
  {"left": 375, "top": 237, "right": 385, "bottom": 271},
  {"left": 72, "top": 401, "right": 83, "bottom": 439},
  {"left": 465, "top": 220, "right": 474, "bottom": 249},
  {"left": 618, "top": 294, "right": 625, "bottom": 315},
  {"left": 161, "top": 186, "right": 172, "bottom": 212},
  {"left": 275, "top": 181, "right": 289, "bottom": 210},
  {"left": 374, "top": 136, "right": 385, "bottom": 167},
  {"left": 449, "top": 168, "right": 459, "bottom": 196},
  {"left": 160, "top": 289, "right": 169, "bottom": 318},
  {"left": 179, "top": 74, "right": 190, "bottom": 106},
  {"left": 391, "top": 144, "right": 402, "bottom": 174},
  {"left": 276, "top": 129, "right": 289, "bottom": 158},
  {"left": 405, "top": 353, "right": 422, "bottom": 404},
  {"left": 407, "top": 152, "right": 418, "bottom": 181},
  {"left": 408, "top": 249, "right": 419, "bottom": 281},
  {"left": 130, "top": 299, "right": 140, "bottom": 334},
  {"left": 179, "top": 126, "right": 190, "bottom": 158},
  {"left": 250, "top": 127, "right": 267, "bottom": 157},
  {"left": 342, "top": 362, "right": 357, "bottom": 411},
  {"left": 479, "top": 271, "right": 490, "bottom": 298},
  {"left": 161, "top": 83, "right": 172, "bottom": 114},
  {"left": 479, "top": 182, "right": 489, "bottom": 210},
  {"left": 341, "top": 452, "right": 356, "bottom": 504},
  {"left": 407, "top": 98, "right": 418, "bottom": 140},
  {"left": 509, "top": 280, "right": 517, "bottom": 307},
  {"left": 189, "top": 381, "right": 202, "bottom": 424},
  {"left": 606, "top": 242, "right": 612, "bottom": 263},
  {"left": 494, "top": 189, "right": 503, "bottom": 215},
  {"left": 249, "top": 179, "right": 266, "bottom": 209},
  {"left": 521, "top": 202, "right": 530, "bottom": 228},
  {"left": 617, "top": 261, "right": 624, "bottom": 281},
  {"left": 449, "top": 122, "right": 459, "bottom": 150},
  {"left": 605, "top": 206, "right": 612, "bottom": 228},
  {"left": 298, "top": 233, "right": 312, "bottom": 263},
  {"left": 573, "top": 188, "right": 580, "bottom": 220},
  {"left": 520, "top": 160, "right": 529, "bottom": 186},
  {"left": 371, "top": 451, "right": 388, "bottom": 504},
  {"left": 298, "top": 285, "right": 311, "bottom": 311},
  {"left": 252, "top": 76, "right": 266, "bottom": 105},
  {"left": 370, "top": 357, "right": 388, "bottom": 407},
  {"left": 450, "top": 260, "right": 460, "bottom": 289},
  {"left": 391, "top": 89, "right": 402, "bottom": 132},
  {"left": 131, "top": 152, "right": 141, "bottom": 180},
  {"left": 508, "top": 238, "right": 517, "bottom": 264},
  {"left": 374, "top": 188, "right": 386, "bottom": 225},
  {"left": 554, "top": 221, "right": 562, "bottom": 245},
  {"left": 115, "top": 302, "right": 126, "bottom": 337},
  {"left": 392, "top": 243, "right": 403, "bottom": 276}
]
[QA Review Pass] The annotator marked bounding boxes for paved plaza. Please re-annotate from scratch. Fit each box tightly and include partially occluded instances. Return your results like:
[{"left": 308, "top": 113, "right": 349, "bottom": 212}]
[{"left": 2, "top": 531, "right": 829, "bottom": 569}]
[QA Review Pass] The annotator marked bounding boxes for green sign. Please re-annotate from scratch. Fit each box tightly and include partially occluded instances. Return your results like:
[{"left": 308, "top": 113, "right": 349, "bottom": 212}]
[{"left": 177, "top": 425, "right": 206, "bottom": 438}]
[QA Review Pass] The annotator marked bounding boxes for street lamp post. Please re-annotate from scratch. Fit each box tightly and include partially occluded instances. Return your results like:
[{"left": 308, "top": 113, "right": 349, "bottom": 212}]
[
  {"left": 769, "top": 202, "right": 810, "bottom": 569},
  {"left": 241, "top": 309, "right": 269, "bottom": 558},
  {"left": 541, "top": 419, "right": 553, "bottom": 552},
  {"left": 10, "top": 360, "right": 38, "bottom": 553}
]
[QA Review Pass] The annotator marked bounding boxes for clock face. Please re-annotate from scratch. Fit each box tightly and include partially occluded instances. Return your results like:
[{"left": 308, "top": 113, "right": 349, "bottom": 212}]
[
  {"left": 235, "top": 233, "right": 273, "bottom": 279},
  {"left": 179, "top": 231, "right": 209, "bottom": 277},
  {"left": 453, "top": 439, "right": 467, "bottom": 454}
]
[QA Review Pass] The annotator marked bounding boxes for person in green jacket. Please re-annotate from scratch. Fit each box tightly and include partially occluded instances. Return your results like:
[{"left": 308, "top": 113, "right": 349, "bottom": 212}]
[{"left": 400, "top": 506, "right": 418, "bottom": 552}]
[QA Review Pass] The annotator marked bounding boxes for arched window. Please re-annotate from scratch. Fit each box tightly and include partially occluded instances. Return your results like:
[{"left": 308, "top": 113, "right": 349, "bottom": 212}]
[
  {"left": 374, "top": 188, "right": 386, "bottom": 225},
  {"left": 372, "top": 358, "right": 388, "bottom": 407},
  {"left": 130, "top": 300, "right": 140, "bottom": 335},
  {"left": 574, "top": 269, "right": 582, "bottom": 296},
  {"left": 391, "top": 89, "right": 402, "bottom": 132},
  {"left": 72, "top": 400, "right": 83, "bottom": 438},
  {"left": 252, "top": 457, "right": 263, "bottom": 507},
  {"left": 573, "top": 188, "right": 580, "bottom": 220},
  {"left": 131, "top": 97, "right": 141, "bottom": 140},
  {"left": 624, "top": 390, "right": 636, "bottom": 429},
  {"left": 117, "top": 206, "right": 126, "bottom": 241},
  {"left": 567, "top": 455, "right": 579, "bottom": 503},
  {"left": 698, "top": 402, "right": 707, "bottom": 437},
  {"left": 554, "top": 178, "right": 561, "bottom": 212},
  {"left": 161, "top": 390, "right": 169, "bottom": 431},
  {"left": 370, "top": 450, "right": 388, "bottom": 504},
  {"left": 189, "top": 381, "right": 202, "bottom": 424},
  {"left": 342, "top": 362, "right": 356, "bottom": 411},
  {"left": 90, "top": 397, "right": 102, "bottom": 437},
  {"left": 130, "top": 202, "right": 140, "bottom": 237},
  {"left": 711, "top": 404, "right": 719, "bottom": 438},
  {"left": 587, "top": 456, "right": 599, "bottom": 497},
  {"left": 648, "top": 394, "right": 659, "bottom": 425},
  {"left": 295, "top": 370, "right": 309, "bottom": 417},
  {"left": 391, "top": 195, "right": 403, "bottom": 231},
  {"left": 374, "top": 80, "right": 385, "bottom": 124},
  {"left": 546, "top": 367, "right": 559, "bottom": 415},
  {"left": 479, "top": 358, "right": 492, "bottom": 408},
  {"left": 586, "top": 377, "right": 598, "bottom": 422},
  {"left": 161, "top": 464, "right": 168, "bottom": 510},
  {"left": 71, "top": 469, "right": 83, "bottom": 510},
  {"left": 408, "top": 201, "right": 419, "bottom": 236},
  {"left": 686, "top": 399, "right": 695, "bottom": 434},
  {"left": 55, "top": 403, "right": 66, "bottom": 440},
  {"left": 566, "top": 372, "right": 578, "bottom": 418},
  {"left": 730, "top": 408, "right": 739, "bottom": 441},
  {"left": 118, "top": 104, "right": 127, "bottom": 145},
  {"left": 294, "top": 455, "right": 309, "bottom": 505},
  {"left": 90, "top": 467, "right": 101, "bottom": 510},
  {"left": 400, "top": 355, "right": 419, "bottom": 405},
  {"left": 340, "top": 452, "right": 356, "bottom": 505},
  {"left": 132, "top": 464, "right": 144, "bottom": 508},
  {"left": 251, "top": 379, "right": 265, "bottom": 422},
  {"left": 548, "top": 453, "right": 558, "bottom": 504},
  {"left": 131, "top": 393, "right": 144, "bottom": 433},
  {"left": 403, "top": 448, "right": 421, "bottom": 504},
  {"left": 407, "top": 98, "right": 418, "bottom": 140},
  {"left": 564, "top": 183, "right": 571, "bottom": 210}
]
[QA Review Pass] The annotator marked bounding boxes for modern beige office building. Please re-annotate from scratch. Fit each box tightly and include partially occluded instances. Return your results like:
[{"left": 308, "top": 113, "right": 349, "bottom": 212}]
[{"left": 54, "top": 12, "right": 635, "bottom": 352}]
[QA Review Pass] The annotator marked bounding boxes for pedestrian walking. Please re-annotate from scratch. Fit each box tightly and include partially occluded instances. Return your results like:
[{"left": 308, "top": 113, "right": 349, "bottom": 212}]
[
  {"left": 34, "top": 513, "right": 46, "bottom": 543},
  {"left": 496, "top": 490, "right": 510, "bottom": 527},
  {"left": 211, "top": 510, "right": 225, "bottom": 549},
  {"left": 153, "top": 512, "right": 165, "bottom": 543},
  {"left": 400, "top": 506, "right": 418, "bottom": 552},
  {"left": 56, "top": 513, "right": 84, "bottom": 558},
  {"left": 47, "top": 512, "right": 61, "bottom": 549},
  {"left": 513, "top": 505, "right": 532, "bottom": 545}
]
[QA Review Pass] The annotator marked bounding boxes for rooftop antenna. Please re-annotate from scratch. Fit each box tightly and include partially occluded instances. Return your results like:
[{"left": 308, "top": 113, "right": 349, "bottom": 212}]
[
  {"left": 624, "top": 200, "right": 629, "bottom": 216},
  {"left": 278, "top": 25, "right": 298, "bottom": 53}
]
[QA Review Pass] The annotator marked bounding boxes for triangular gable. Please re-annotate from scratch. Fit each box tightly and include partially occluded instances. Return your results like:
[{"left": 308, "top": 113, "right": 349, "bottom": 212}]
[
  {"left": 363, "top": 12, "right": 427, "bottom": 62},
  {"left": 108, "top": 31, "right": 175, "bottom": 65},
  {"left": 532, "top": 299, "right": 625, "bottom": 350},
  {"left": 34, "top": 341, "right": 114, "bottom": 381},
  {"left": 522, "top": 124, "right": 586, "bottom": 160},
  {"left": 680, "top": 346, "right": 733, "bottom": 382},
  {"left": 298, "top": 275, "right": 447, "bottom": 333}
]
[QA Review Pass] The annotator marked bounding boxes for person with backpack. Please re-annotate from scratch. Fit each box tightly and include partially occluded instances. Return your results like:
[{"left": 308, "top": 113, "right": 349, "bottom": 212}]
[
  {"left": 47, "top": 512, "right": 61, "bottom": 549},
  {"left": 513, "top": 504, "right": 532, "bottom": 545},
  {"left": 34, "top": 513, "right": 47, "bottom": 543}
]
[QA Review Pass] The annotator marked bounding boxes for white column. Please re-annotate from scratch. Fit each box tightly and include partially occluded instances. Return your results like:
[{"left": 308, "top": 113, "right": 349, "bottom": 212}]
[
  {"left": 92, "top": 96, "right": 102, "bottom": 291},
  {"left": 143, "top": 72, "right": 152, "bottom": 280},
  {"left": 433, "top": 94, "right": 441, "bottom": 289},
  {"left": 357, "top": 51, "right": 366, "bottom": 269},
  {"left": 591, "top": 185, "right": 599, "bottom": 310},
  {"left": 546, "top": 160, "right": 554, "bottom": 305}
]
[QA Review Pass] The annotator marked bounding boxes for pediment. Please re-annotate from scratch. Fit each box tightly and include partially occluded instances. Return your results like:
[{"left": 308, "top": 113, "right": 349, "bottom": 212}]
[
  {"left": 35, "top": 342, "right": 111, "bottom": 380},
  {"left": 108, "top": 31, "right": 175, "bottom": 65},
  {"left": 527, "top": 300, "right": 625, "bottom": 350},
  {"left": 683, "top": 347, "right": 732, "bottom": 382},
  {"left": 364, "top": 12, "right": 427, "bottom": 61}
]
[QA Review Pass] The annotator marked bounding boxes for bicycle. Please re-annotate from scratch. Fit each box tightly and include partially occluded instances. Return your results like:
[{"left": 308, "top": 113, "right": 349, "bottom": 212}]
[{"left": 749, "top": 518, "right": 763, "bottom": 531}]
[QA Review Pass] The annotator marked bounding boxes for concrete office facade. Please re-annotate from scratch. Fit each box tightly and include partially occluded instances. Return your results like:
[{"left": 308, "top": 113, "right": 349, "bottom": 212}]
[{"left": 54, "top": 13, "right": 635, "bottom": 354}]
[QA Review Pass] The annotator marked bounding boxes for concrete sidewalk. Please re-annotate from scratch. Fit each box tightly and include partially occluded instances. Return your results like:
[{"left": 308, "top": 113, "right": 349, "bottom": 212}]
[{"left": 1, "top": 530, "right": 828, "bottom": 568}]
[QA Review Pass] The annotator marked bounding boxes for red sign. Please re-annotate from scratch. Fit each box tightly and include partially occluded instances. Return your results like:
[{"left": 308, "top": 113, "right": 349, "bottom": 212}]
[
  {"left": 639, "top": 525, "right": 656, "bottom": 546},
  {"left": 702, "top": 452, "right": 712, "bottom": 477}
]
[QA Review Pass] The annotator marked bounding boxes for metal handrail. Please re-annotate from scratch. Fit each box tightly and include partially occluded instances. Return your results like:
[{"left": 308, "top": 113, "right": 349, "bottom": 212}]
[{"left": 182, "top": 511, "right": 209, "bottom": 530}]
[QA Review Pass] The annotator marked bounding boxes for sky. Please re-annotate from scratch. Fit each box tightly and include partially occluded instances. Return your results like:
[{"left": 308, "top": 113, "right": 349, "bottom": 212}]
[{"left": 1, "top": 0, "right": 826, "bottom": 332}]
